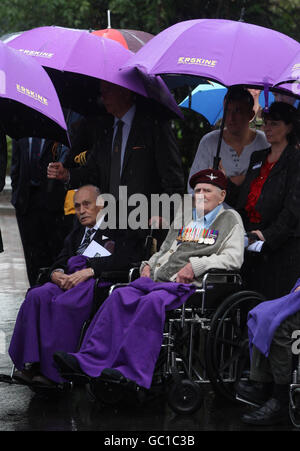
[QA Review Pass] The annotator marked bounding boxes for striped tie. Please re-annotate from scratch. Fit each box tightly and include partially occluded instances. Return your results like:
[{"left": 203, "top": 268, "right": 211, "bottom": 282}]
[{"left": 76, "top": 228, "right": 95, "bottom": 255}]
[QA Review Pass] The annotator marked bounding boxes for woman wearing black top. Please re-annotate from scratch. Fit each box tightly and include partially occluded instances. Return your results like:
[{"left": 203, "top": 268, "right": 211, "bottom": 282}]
[{"left": 236, "top": 101, "right": 300, "bottom": 299}]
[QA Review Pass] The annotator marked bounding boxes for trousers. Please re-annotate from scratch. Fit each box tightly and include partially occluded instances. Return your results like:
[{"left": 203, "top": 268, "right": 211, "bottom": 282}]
[{"left": 250, "top": 310, "right": 300, "bottom": 384}]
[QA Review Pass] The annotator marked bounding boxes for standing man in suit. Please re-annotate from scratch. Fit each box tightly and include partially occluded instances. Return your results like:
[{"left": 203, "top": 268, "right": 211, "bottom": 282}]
[
  {"left": 47, "top": 81, "right": 185, "bottom": 233},
  {"left": 9, "top": 184, "right": 146, "bottom": 386},
  {"left": 11, "top": 137, "right": 66, "bottom": 286}
]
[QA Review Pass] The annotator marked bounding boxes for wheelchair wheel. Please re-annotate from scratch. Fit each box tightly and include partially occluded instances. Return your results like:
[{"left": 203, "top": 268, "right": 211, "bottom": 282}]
[
  {"left": 205, "top": 290, "right": 264, "bottom": 403},
  {"left": 289, "top": 387, "right": 300, "bottom": 428},
  {"left": 289, "top": 363, "right": 300, "bottom": 428},
  {"left": 167, "top": 379, "right": 203, "bottom": 415}
]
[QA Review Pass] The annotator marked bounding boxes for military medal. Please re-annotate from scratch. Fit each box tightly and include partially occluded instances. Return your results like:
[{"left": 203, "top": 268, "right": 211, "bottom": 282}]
[
  {"left": 177, "top": 225, "right": 219, "bottom": 245},
  {"left": 198, "top": 228, "right": 219, "bottom": 245}
]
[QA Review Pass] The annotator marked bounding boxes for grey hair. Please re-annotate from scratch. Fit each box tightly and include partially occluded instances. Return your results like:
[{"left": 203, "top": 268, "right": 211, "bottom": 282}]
[{"left": 74, "top": 185, "right": 101, "bottom": 201}]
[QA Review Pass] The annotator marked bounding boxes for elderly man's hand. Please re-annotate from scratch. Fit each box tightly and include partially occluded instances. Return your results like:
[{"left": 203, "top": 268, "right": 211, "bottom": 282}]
[
  {"left": 176, "top": 263, "right": 195, "bottom": 284},
  {"left": 51, "top": 270, "right": 69, "bottom": 288},
  {"left": 59, "top": 268, "right": 94, "bottom": 290},
  {"left": 47, "top": 162, "right": 69, "bottom": 182},
  {"left": 149, "top": 216, "right": 169, "bottom": 229},
  {"left": 250, "top": 230, "right": 265, "bottom": 241},
  {"left": 141, "top": 264, "right": 151, "bottom": 278}
]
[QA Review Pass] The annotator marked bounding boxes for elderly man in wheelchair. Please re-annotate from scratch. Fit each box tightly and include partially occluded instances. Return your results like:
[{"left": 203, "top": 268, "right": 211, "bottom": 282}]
[
  {"left": 7, "top": 184, "right": 147, "bottom": 389},
  {"left": 53, "top": 169, "right": 260, "bottom": 413},
  {"left": 235, "top": 279, "right": 300, "bottom": 426}
]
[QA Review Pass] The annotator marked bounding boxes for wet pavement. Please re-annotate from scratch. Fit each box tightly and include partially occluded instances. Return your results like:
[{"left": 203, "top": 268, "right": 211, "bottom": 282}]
[{"left": 0, "top": 180, "right": 299, "bottom": 433}]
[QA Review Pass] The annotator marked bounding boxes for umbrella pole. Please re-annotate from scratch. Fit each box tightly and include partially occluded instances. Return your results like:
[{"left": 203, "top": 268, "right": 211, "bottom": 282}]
[
  {"left": 107, "top": 10, "right": 111, "bottom": 28},
  {"left": 213, "top": 94, "right": 229, "bottom": 170}
]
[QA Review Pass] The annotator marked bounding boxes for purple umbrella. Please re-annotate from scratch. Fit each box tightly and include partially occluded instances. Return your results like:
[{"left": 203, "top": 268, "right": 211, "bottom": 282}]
[
  {"left": 122, "top": 19, "right": 300, "bottom": 90},
  {"left": 0, "top": 41, "right": 67, "bottom": 143},
  {"left": 7, "top": 26, "right": 182, "bottom": 118},
  {"left": 273, "top": 50, "right": 300, "bottom": 97},
  {"left": 122, "top": 19, "right": 300, "bottom": 166}
]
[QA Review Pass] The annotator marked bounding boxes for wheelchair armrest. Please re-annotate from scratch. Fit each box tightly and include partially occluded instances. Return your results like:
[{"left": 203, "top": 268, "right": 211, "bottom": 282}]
[
  {"left": 100, "top": 270, "right": 130, "bottom": 283},
  {"left": 100, "top": 264, "right": 142, "bottom": 284},
  {"left": 204, "top": 268, "right": 240, "bottom": 275},
  {"left": 202, "top": 269, "right": 242, "bottom": 288},
  {"left": 35, "top": 267, "right": 50, "bottom": 286}
]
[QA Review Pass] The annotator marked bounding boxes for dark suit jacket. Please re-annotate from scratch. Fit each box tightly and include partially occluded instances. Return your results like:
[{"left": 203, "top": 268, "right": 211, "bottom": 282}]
[
  {"left": 49, "top": 222, "right": 147, "bottom": 278},
  {"left": 0, "top": 126, "right": 7, "bottom": 192},
  {"left": 63, "top": 115, "right": 104, "bottom": 168},
  {"left": 67, "top": 106, "right": 185, "bottom": 198},
  {"left": 10, "top": 138, "right": 66, "bottom": 215},
  {"left": 237, "top": 145, "right": 300, "bottom": 250}
]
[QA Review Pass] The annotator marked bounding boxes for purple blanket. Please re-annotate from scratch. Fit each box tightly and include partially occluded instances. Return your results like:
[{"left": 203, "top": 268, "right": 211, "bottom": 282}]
[
  {"left": 248, "top": 278, "right": 300, "bottom": 357},
  {"left": 9, "top": 255, "right": 103, "bottom": 383},
  {"left": 71, "top": 277, "right": 195, "bottom": 389}
]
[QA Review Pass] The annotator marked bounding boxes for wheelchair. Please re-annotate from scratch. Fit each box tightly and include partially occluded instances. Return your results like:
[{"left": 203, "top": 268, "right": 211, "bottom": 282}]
[
  {"left": 289, "top": 353, "right": 300, "bottom": 427},
  {"left": 85, "top": 268, "right": 265, "bottom": 415},
  {"left": 0, "top": 232, "right": 158, "bottom": 398}
]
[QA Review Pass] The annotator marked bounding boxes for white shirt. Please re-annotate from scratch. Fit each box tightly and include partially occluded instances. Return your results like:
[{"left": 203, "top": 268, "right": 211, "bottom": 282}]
[{"left": 187, "top": 129, "right": 269, "bottom": 193}]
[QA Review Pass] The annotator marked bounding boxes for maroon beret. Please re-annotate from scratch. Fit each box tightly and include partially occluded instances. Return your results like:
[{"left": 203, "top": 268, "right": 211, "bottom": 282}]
[{"left": 189, "top": 169, "right": 227, "bottom": 190}]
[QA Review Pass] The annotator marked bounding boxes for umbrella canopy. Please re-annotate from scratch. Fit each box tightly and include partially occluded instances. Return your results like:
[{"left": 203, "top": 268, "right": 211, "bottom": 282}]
[
  {"left": 91, "top": 28, "right": 153, "bottom": 53},
  {"left": 121, "top": 19, "right": 300, "bottom": 91},
  {"left": 179, "top": 81, "right": 226, "bottom": 124},
  {"left": 0, "top": 40, "right": 67, "bottom": 142},
  {"left": 1, "top": 31, "right": 23, "bottom": 43},
  {"left": 273, "top": 50, "right": 300, "bottom": 94},
  {"left": 179, "top": 82, "right": 276, "bottom": 125},
  {"left": 122, "top": 19, "right": 300, "bottom": 167},
  {"left": 7, "top": 26, "right": 181, "bottom": 118}
]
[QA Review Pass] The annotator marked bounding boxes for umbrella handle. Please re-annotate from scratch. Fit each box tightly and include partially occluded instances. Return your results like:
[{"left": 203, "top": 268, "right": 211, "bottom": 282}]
[
  {"left": 213, "top": 92, "right": 229, "bottom": 170},
  {"left": 213, "top": 156, "right": 221, "bottom": 170}
]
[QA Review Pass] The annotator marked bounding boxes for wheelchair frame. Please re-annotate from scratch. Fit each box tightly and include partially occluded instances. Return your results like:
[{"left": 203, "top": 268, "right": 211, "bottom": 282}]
[{"left": 88, "top": 269, "right": 265, "bottom": 415}]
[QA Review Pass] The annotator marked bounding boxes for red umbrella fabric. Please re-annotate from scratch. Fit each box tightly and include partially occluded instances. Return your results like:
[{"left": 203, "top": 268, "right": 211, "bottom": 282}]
[{"left": 91, "top": 28, "right": 153, "bottom": 53}]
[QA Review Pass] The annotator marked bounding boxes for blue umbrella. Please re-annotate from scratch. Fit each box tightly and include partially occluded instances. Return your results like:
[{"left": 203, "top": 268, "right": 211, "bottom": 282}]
[
  {"left": 179, "top": 81, "right": 226, "bottom": 124},
  {"left": 179, "top": 82, "right": 276, "bottom": 124}
]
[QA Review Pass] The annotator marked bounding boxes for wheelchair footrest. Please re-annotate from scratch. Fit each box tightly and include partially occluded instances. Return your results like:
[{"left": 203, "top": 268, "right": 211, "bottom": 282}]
[
  {"left": 95, "top": 369, "right": 140, "bottom": 393},
  {"left": 235, "top": 393, "right": 260, "bottom": 407},
  {"left": 60, "top": 371, "right": 90, "bottom": 385},
  {"left": 0, "top": 373, "right": 22, "bottom": 385}
]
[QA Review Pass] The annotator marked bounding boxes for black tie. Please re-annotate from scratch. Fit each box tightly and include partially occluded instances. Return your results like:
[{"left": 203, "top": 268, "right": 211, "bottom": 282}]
[
  {"left": 30, "top": 137, "right": 42, "bottom": 186},
  {"left": 109, "top": 120, "right": 124, "bottom": 199},
  {"left": 76, "top": 228, "right": 95, "bottom": 255}
]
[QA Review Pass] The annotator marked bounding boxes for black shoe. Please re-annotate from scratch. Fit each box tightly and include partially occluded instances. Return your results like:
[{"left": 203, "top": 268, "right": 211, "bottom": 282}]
[
  {"left": 101, "top": 368, "right": 127, "bottom": 382},
  {"left": 53, "top": 351, "right": 89, "bottom": 384},
  {"left": 12, "top": 363, "right": 40, "bottom": 385},
  {"left": 242, "top": 398, "right": 288, "bottom": 426},
  {"left": 97, "top": 368, "right": 138, "bottom": 391},
  {"left": 235, "top": 379, "right": 273, "bottom": 406}
]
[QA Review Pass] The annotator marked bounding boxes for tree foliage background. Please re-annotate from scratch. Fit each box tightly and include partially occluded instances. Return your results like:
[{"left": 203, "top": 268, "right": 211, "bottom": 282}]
[{"left": 0, "top": 0, "right": 299, "bottom": 178}]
